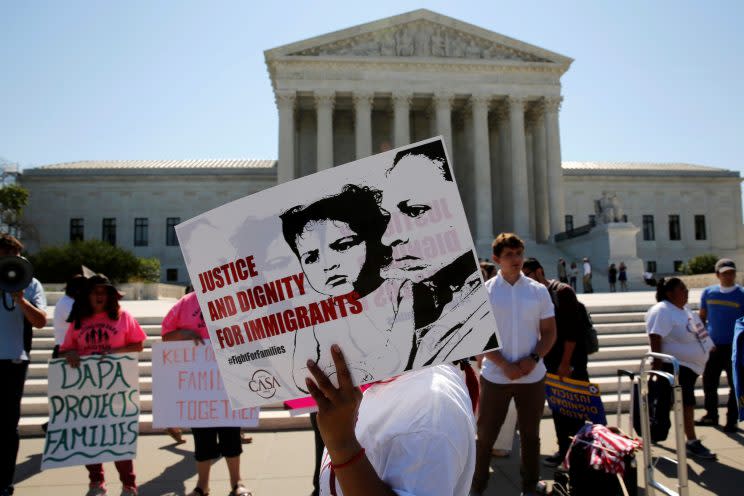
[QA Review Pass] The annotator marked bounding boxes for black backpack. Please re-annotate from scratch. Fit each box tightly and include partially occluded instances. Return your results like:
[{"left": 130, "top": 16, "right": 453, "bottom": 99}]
[
  {"left": 548, "top": 281, "right": 599, "bottom": 355},
  {"left": 577, "top": 300, "right": 599, "bottom": 355}
]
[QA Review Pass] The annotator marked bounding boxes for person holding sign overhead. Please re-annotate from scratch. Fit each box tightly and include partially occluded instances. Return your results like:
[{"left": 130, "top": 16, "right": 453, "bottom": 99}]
[
  {"left": 61, "top": 275, "right": 146, "bottom": 496},
  {"left": 306, "top": 345, "right": 476, "bottom": 496},
  {"left": 161, "top": 290, "right": 252, "bottom": 496}
]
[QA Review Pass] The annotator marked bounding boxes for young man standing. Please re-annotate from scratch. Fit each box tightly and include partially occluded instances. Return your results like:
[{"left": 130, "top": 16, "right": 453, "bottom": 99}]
[
  {"left": 0, "top": 234, "right": 47, "bottom": 496},
  {"left": 471, "top": 234, "right": 556, "bottom": 496},
  {"left": 582, "top": 257, "right": 593, "bottom": 293},
  {"left": 522, "top": 257, "right": 589, "bottom": 466},
  {"left": 696, "top": 258, "right": 744, "bottom": 432}
]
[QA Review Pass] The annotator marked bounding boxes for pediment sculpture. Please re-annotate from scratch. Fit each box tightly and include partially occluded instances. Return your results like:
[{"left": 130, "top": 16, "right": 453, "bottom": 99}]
[{"left": 288, "top": 20, "right": 549, "bottom": 62}]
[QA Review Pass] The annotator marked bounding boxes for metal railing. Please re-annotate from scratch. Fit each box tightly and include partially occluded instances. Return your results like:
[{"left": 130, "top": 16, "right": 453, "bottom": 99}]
[{"left": 554, "top": 223, "right": 593, "bottom": 242}]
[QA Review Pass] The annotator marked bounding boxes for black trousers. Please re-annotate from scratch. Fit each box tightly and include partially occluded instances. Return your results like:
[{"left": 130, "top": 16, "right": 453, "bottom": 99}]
[
  {"left": 550, "top": 367, "right": 590, "bottom": 457},
  {"left": 0, "top": 360, "right": 28, "bottom": 490},
  {"left": 703, "top": 344, "right": 738, "bottom": 425}
]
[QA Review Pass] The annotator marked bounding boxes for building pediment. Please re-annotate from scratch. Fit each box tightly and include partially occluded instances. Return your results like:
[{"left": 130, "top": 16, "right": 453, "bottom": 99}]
[{"left": 265, "top": 9, "right": 572, "bottom": 68}]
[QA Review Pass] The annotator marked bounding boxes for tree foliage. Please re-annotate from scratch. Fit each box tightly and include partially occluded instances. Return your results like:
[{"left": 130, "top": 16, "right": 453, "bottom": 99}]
[
  {"left": 683, "top": 253, "right": 719, "bottom": 275},
  {"left": 0, "top": 184, "right": 29, "bottom": 227},
  {"left": 28, "top": 240, "right": 161, "bottom": 283}
]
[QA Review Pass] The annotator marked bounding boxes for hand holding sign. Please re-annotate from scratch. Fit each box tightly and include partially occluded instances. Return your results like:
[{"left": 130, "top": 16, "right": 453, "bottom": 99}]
[{"left": 306, "top": 344, "right": 364, "bottom": 464}]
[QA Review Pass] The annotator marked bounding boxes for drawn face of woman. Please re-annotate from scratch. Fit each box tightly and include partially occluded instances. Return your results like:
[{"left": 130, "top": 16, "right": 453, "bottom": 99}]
[
  {"left": 295, "top": 220, "right": 366, "bottom": 296},
  {"left": 89, "top": 285, "right": 109, "bottom": 313}
]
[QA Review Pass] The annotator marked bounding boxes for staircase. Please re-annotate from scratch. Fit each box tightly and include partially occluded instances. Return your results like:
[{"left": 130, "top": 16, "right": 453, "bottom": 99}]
[{"left": 19, "top": 293, "right": 729, "bottom": 436}]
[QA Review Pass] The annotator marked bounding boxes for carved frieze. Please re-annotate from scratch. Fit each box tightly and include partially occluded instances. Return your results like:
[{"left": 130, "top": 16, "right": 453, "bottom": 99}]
[{"left": 288, "top": 20, "right": 549, "bottom": 63}]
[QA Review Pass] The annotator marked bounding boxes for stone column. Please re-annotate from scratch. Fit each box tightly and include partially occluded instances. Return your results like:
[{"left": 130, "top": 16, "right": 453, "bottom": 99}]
[
  {"left": 276, "top": 90, "right": 296, "bottom": 184},
  {"left": 315, "top": 90, "right": 335, "bottom": 170},
  {"left": 433, "top": 92, "right": 454, "bottom": 157},
  {"left": 494, "top": 104, "right": 512, "bottom": 232},
  {"left": 532, "top": 103, "right": 550, "bottom": 242},
  {"left": 392, "top": 92, "right": 412, "bottom": 147},
  {"left": 544, "top": 96, "right": 565, "bottom": 234},
  {"left": 354, "top": 92, "right": 374, "bottom": 160},
  {"left": 471, "top": 94, "right": 493, "bottom": 249},
  {"left": 508, "top": 96, "right": 530, "bottom": 237}
]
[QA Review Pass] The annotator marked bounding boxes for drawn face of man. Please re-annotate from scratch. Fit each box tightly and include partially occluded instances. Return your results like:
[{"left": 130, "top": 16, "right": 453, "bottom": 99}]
[
  {"left": 380, "top": 154, "right": 461, "bottom": 283},
  {"left": 295, "top": 219, "right": 366, "bottom": 296}
]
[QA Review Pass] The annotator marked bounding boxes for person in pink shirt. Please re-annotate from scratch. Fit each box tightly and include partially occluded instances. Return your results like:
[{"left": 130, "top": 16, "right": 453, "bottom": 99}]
[
  {"left": 60, "top": 275, "right": 146, "bottom": 496},
  {"left": 161, "top": 291, "right": 251, "bottom": 496}
]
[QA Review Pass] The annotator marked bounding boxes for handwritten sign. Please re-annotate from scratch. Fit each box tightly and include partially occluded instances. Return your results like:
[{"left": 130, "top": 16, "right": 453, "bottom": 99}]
[
  {"left": 152, "top": 341, "right": 259, "bottom": 427},
  {"left": 42, "top": 354, "right": 140, "bottom": 470},
  {"left": 545, "top": 373, "right": 607, "bottom": 425},
  {"left": 177, "top": 137, "right": 500, "bottom": 408}
]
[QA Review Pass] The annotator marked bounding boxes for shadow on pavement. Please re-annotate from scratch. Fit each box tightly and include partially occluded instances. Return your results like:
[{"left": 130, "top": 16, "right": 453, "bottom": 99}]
[
  {"left": 653, "top": 454, "right": 744, "bottom": 495},
  {"left": 14, "top": 453, "right": 42, "bottom": 485},
  {"left": 136, "top": 443, "right": 196, "bottom": 496}
]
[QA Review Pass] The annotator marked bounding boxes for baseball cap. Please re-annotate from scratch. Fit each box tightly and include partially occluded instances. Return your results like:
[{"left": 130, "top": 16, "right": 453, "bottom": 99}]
[{"left": 715, "top": 258, "right": 736, "bottom": 273}]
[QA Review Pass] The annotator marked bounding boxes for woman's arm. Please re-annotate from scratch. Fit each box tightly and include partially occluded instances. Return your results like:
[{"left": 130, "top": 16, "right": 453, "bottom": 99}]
[
  {"left": 306, "top": 345, "right": 396, "bottom": 496},
  {"left": 649, "top": 333, "right": 663, "bottom": 370},
  {"left": 13, "top": 291, "right": 47, "bottom": 328}
]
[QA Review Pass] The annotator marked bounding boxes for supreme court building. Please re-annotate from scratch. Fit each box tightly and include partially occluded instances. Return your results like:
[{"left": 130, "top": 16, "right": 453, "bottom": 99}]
[{"left": 20, "top": 10, "right": 744, "bottom": 286}]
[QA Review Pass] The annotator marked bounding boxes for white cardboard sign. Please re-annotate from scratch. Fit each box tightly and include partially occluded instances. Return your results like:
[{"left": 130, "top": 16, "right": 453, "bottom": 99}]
[
  {"left": 42, "top": 354, "right": 140, "bottom": 470},
  {"left": 151, "top": 341, "right": 260, "bottom": 427},
  {"left": 176, "top": 137, "right": 500, "bottom": 408}
]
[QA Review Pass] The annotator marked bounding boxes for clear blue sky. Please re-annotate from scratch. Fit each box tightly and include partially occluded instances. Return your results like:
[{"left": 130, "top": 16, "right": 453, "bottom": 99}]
[{"left": 1, "top": 1, "right": 742, "bottom": 173}]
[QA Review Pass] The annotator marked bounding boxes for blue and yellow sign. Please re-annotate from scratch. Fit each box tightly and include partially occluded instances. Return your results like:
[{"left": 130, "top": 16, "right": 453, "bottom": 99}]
[{"left": 545, "top": 373, "right": 607, "bottom": 425}]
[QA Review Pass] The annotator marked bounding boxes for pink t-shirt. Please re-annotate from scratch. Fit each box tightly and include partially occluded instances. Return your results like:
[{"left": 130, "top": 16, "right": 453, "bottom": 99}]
[
  {"left": 60, "top": 310, "right": 147, "bottom": 356},
  {"left": 161, "top": 292, "right": 208, "bottom": 339}
]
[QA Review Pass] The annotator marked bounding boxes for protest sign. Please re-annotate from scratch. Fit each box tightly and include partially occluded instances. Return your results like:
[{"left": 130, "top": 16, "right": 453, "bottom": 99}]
[
  {"left": 545, "top": 373, "right": 607, "bottom": 425},
  {"left": 152, "top": 341, "right": 260, "bottom": 427},
  {"left": 42, "top": 354, "right": 140, "bottom": 470},
  {"left": 176, "top": 137, "right": 500, "bottom": 408}
]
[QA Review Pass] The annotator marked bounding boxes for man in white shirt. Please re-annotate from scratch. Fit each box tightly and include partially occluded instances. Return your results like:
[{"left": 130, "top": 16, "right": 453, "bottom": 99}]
[
  {"left": 582, "top": 257, "right": 593, "bottom": 293},
  {"left": 471, "top": 233, "right": 557, "bottom": 496}
]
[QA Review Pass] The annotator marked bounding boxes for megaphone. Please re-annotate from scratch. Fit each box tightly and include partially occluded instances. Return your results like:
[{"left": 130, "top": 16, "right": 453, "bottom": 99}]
[{"left": 0, "top": 256, "right": 34, "bottom": 311}]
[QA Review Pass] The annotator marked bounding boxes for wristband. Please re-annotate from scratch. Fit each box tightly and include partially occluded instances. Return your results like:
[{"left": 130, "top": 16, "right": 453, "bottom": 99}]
[{"left": 331, "top": 447, "right": 366, "bottom": 470}]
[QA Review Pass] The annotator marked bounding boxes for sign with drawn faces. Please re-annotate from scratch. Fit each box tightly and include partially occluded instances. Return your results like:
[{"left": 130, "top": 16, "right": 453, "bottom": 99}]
[{"left": 177, "top": 137, "right": 501, "bottom": 408}]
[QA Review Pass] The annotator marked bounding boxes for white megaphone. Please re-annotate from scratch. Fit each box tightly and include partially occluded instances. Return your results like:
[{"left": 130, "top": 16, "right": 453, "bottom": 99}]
[{"left": 0, "top": 256, "right": 34, "bottom": 311}]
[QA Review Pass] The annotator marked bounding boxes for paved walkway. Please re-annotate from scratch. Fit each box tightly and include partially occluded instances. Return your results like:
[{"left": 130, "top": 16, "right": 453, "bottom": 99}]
[{"left": 13, "top": 408, "right": 743, "bottom": 495}]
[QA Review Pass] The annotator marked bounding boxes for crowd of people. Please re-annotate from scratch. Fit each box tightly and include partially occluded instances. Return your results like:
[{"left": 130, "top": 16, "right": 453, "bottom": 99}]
[{"left": 1, "top": 226, "right": 743, "bottom": 496}]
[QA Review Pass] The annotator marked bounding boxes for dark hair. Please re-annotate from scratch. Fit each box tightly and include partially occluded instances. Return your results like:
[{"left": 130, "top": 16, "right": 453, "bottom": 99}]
[
  {"left": 0, "top": 233, "right": 23, "bottom": 253},
  {"left": 522, "top": 257, "right": 543, "bottom": 273},
  {"left": 279, "top": 184, "right": 391, "bottom": 297},
  {"left": 64, "top": 274, "right": 86, "bottom": 298},
  {"left": 67, "top": 275, "right": 121, "bottom": 329},
  {"left": 389, "top": 140, "right": 452, "bottom": 181},
  {"left": 480, "top": 261, "right": 497, "bottom": 280},
  {"left": 492, "top": 232, "right": 525, "bottom": 257},
  {"left": 655, "top": 277, "right": 685, "bottom": 303}
]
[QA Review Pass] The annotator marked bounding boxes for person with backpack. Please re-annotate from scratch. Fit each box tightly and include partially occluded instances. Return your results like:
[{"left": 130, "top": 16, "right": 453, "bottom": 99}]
[
  {"left": 645, "top": 277, "right": 716, "bottom": 460},
  {"left": 522, "top": 258, "right": 591, "bottom": 466}
]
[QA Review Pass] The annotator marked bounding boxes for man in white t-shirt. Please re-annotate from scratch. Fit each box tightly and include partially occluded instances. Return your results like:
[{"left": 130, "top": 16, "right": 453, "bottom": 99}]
[
  {"left": 582, "top": 257, "right": 593, "bottom": 293},
  {"left": 471, "top": 233, "right": 557, "bottom": 496}
]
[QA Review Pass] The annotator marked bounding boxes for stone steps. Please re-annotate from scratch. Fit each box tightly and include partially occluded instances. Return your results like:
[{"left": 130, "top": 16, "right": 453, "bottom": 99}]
[{"left": 21, "top": 297, "right": 724, "bottom": 437}]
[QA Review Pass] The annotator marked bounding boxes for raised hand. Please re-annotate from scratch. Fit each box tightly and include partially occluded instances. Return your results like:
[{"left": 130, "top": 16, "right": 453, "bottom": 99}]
[{"left": 305, "top": 344, "right": 364, "bottom": 464}]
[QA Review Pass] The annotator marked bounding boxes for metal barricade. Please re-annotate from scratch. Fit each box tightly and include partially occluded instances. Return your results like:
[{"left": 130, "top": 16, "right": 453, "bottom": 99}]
[{"left": 638, "top": 352, "right": 689, "bottom": 496}]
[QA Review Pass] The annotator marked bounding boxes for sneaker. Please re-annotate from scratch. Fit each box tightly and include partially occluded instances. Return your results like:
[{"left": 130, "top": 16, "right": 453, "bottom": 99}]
[
  {"left": 694, "top": 415, "right": 718, "bottom": 427},
  {"left": 542, "top": 451, "right": 562, "bottom": 467},
  {"left": 120, "top": 487, "right": 137, "bottom": 496},
  {"left": 686, "top": 439, "right": 717, "bottom": 460},
  {"left": 86, "top": 484, "right": 107, "bottom": 496},
  {"left": 723, "top": 423, "right": 741, "bottom": 433}
]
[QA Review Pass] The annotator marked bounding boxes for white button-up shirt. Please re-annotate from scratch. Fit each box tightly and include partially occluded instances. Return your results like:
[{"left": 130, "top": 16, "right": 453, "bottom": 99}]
[{"left": 480, "top": 271, "right": 554, "bottom": 384}]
